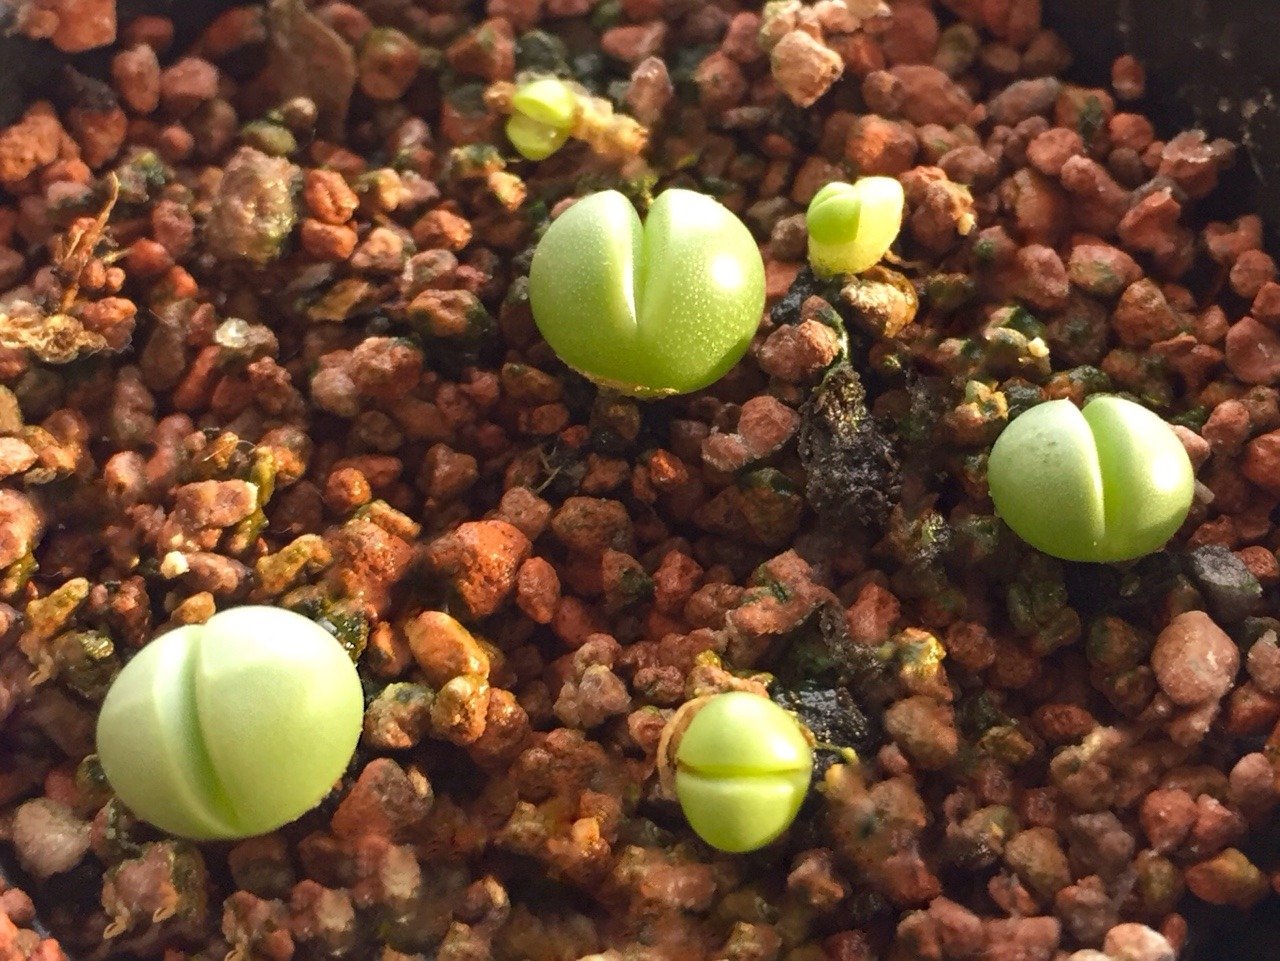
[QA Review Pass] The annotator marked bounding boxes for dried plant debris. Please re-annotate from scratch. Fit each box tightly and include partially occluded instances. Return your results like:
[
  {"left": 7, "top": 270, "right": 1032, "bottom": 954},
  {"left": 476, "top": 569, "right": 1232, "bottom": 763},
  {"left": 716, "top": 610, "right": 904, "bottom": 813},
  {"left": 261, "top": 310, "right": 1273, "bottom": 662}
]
[{"left": 799, "top": 360, "right": 902, "bottom": 530}]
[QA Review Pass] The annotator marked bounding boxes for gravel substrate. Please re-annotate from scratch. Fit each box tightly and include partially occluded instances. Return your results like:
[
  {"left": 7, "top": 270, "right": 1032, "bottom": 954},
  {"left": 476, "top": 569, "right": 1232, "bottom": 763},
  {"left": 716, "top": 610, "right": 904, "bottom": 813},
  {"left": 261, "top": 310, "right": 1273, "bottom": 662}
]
[{"left": 0, "top": 1, "right": 1279, "bottom": 960}]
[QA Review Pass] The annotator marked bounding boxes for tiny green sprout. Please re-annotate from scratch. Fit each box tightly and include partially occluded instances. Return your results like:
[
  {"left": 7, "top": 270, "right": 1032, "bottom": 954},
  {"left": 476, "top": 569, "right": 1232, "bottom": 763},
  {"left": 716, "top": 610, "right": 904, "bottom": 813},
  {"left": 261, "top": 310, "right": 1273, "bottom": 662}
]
[
  {"left": 674, "top": 691, "right": 813, "bottom": 853},
  {"left": 806, "top": 177, "right": 906, "bottom": 278},
  {"left": 987, "top": 395, "right": 1195, "bottom": 563},
  {"left": 96, "top": 605, "right": 363, "bottom": 841},
  {"left": 529, "top": 188, "right": 766, "bottom": 397},
  {"left": 506, "top": 78, "right": 578, "bottom": 161}
]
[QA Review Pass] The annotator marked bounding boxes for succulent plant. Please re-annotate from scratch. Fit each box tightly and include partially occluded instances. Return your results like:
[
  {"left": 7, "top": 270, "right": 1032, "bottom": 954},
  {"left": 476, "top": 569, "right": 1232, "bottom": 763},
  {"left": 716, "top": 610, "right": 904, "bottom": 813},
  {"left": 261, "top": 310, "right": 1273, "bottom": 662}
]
[
  {"left": 529, "top": 188, "right": 766, "bottom": 397},
  {"left": 986, "top": 395, "right": 1195, "bottom": 563},
  {"left": 96, "top": 606, "right": 364, "bottom": 840}
]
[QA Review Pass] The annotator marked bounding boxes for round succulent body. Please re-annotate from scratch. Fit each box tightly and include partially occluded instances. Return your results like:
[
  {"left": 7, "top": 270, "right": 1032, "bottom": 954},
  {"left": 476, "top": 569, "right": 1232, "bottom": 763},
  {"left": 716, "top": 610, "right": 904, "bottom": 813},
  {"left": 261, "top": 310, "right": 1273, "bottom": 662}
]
[
  {"left": 986, "top": 395, "right": 1195, "bottom": 563},
  {"left": 806, "top": 177, "right": 906, "bottom": 278},
  {"left": 506, "top": 77, "right": 577, "bottom": 160},
  {"left": 96, "top": 605, "right": 364, "bottom": 840},
  {"left": 529, "top": 188, "right": 766, "bottom": 397},
  {"left": 674, "top": 691, "right": 814, "bottom": 853}
]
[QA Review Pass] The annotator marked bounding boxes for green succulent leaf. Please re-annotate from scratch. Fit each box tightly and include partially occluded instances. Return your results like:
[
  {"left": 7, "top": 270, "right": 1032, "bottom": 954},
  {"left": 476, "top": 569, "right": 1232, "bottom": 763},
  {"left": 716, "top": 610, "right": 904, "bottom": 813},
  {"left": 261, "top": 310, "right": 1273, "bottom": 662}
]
[
  {"left": 511, "top": 77, "right": 577, "bottom": 128},
  {"left": 507, "top": 77, "right": 578, "bottom": 160},
  {"left": 529, "top": 189, "right": 766, "bottom": 397},
  {"left": 674, "top": 691, "right": 813, "bottom": 853},
  {"left": 986, "top": 396, "right": 1195, "bottom": 563},
  {"left": 506, "top": 113, "right": 571, "bottom": 161},
  {"left": 806, "top": 177, "right": 905, "bottom": 278},
  {"left": 96, "top": 606, "right": 364, "bottom": 840}
]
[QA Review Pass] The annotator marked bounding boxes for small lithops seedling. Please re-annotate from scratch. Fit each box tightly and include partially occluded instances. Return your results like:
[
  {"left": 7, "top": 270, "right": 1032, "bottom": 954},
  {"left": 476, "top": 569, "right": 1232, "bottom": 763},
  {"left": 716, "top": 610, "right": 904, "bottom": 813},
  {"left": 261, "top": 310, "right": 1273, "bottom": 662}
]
[
  {"left": 96, "top": 605, "right": 364, "bottom": 840},
  {"left": 806, "top": 177, "right": 906, "bottom": 278},
  {"left": 673, "top": 691, "right": 813, "bottom": 853},
  {"left": 987, "top": 395, "right": 1195, "bottom": 563},
  {"left": 505, "top": 77, "right": 578, "bottom": 161},
  {"left": 529, "top": 189, "right": 766, "bottom": 397}
]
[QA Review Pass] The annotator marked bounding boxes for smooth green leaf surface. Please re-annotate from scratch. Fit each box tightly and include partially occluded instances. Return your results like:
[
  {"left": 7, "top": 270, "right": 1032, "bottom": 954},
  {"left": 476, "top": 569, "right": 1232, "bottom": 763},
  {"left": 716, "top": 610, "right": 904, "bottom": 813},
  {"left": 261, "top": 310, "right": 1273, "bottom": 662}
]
[
  {"left": 529, "top": 189, "right": 766, "bottom": 396},
  {"left": 675, "top": 691, "right": 812, "bottom": 776},
  {"left": 97, "top": 606, "right": 364, "bottom": 840},
  {"left": 510, "top": 78, "right": 577, "bottom": 128},
  {"left": 675, "top": 769, "right": 812, "bottom": 854},
  {"left": 987, "top": 396, "right": 1194, "bottom": 563},
  {"left": 674, "top": 692, "right": 813, "bottom": 853},
  {"left": 806, "top": 177, "right": 905, "bottom": 278},
  {"left": 506, "top": 113, "right": 570, "bottom": 161}
]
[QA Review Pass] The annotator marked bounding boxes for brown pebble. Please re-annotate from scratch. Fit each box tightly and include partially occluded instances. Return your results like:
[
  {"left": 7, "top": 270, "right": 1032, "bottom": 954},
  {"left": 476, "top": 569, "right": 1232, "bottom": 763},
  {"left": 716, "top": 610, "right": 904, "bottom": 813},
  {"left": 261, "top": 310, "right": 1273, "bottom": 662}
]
[
  {"left": 405, "top": 610, "right": 490, "bottom": 687},
  {"left": 771, "top": 31, "right": 844, "bottom": 108},
  {"left": 1247, "top": 631, "right": 1280, "bottom": 693},
  {"left": 516, "top": 556, "right": 559, "bottom": 625},
  {"left": 425, "top": 520, "right": 532, "bottom": 619},
  {"left": 1151, "top": 611, "right": 1239, "bottom": 706},
  {"left": 1184, "top": 848, "right": 1269, "bottom": 909},
  {"left": 1225, "top": 317, "right": 1280, "bottom": 385},
  {"left": 1103, "top": 924, "right": 1174, "bottom": 961},
  {"left": 1242, "top": 430, "right": 1280, "bottom": 495}
]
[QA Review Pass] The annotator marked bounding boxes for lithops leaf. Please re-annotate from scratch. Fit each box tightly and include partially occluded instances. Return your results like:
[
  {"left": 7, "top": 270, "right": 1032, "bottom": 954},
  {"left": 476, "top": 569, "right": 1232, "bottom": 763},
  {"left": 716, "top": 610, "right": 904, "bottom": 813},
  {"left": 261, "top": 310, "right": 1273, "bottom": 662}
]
[
  {"left": 807, "top": 177, "right": 905, "bottom": 278},
  {"left": 674, "top": 691, "right": 813, "bottom": 852},
  {"left": 97, "top": 606, "right": 363, "bottom": 840},
  {"left": 987, "top": 396, "right": 1194, "bottom": 563},
  {"left": 529, "top": 188, "right": 766, "bottom": 396}
]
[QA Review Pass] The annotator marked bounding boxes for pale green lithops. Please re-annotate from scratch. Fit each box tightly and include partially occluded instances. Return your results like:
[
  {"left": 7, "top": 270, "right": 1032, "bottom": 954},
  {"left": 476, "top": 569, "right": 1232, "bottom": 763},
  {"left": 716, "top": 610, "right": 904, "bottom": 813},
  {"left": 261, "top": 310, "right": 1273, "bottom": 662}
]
[
  {"left": 806, "top": 177, "right": 906, "bottom": 277},
  {"left": 506, "top": 77, "right": 578, "bottom": 160},
  {"left": 674, "top": 692, "right": 813, "bottom": 853},
  {"left": 96, "top": 605, "right": 364, "bottom": 840},
  {"left": 528, "top": 188, "right": 766, "bottom": 397},
  {"left": 987, "top": 395, "right": 1195, "bottom": 563}
]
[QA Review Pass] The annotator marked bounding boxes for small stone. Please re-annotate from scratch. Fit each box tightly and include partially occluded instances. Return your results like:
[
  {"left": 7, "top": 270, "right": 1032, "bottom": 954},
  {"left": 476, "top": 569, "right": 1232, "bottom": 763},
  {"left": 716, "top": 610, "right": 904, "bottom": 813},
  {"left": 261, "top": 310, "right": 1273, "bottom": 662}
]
[
  {"left": 360, "top": 28, "right": 423, "bottom": 100},
  {"left": 1067, "top": 244, "right": 1142, "bottom": 299},
  {"left": 1150, "top": 610, "right": 1239, "bottom": 706},
  {"left": 1243, "top": 429, "right": 1280, "bottom": 495},
  {"left": 737, "top": 396, "right": 800, "bottom": 459},
  {"left": 425, "top": 521, "right": 531, "bottom": 620},
  {"left": 159, "top": 57, "right": 219, "bottom": 117},
  {"left": 1225, "top": 317, "right": 1280, "bottom": 385},
  {"left": 330, "top": 758, "right": 431, "bottom": 841},
  {"left": 173, "top": 480, "right": 259, "bottom": 529},
  {"left": 0, "top": 437, "right": 37, "bottom": 478},
  {"left": 12, "top": 799, "right": 90, "bottom": 878},
  {"left": 1102, "top": 924, "right": 1174, "bottom": 961},
  {"left": 1184, "top": 545, "right": 1263, "bottom": 624},
  {"left": 204, "top": 147, "right": 300, "bottom": 265},
  {"left": 1004, "top": 827, "right": 1072, "bottom": 901},
  {"left": 1112, "top": 279, "right": 1182, "bottom": 347},
  {"left": 0, "top": 103, "right": 64, "bottom": 187},
  {"left": 405, "top": 610, "right": 489, "bottom": 687},
  {"left": 1184, "top": 848, "right": 1269, "bottom": 909},
  {"left": 0, "top": 489, "right": 42, "bottom": 568},
  {"left": 886, "top": 64, "right": 974, "bottom": 126},
  {"left": 771, "top": 31, "right": 843, "bottom": 108},
  {"left": 884, "top": 696, "right": 959, "bottom": 770},
  {"left": 50, "top": 0, "right": 116, "bottom": 52},
  {"left": 1247, "top": 631, "right": 1280, "bottom": 694},
  {"left": 601, "top": 21, "right": 667, "bottom": 65},
  {"left": 363, "top": 683, "right": 433, "bottom": 751},
  {"left": 757, "top": 318, "right": 841, "bottom": 382},
  {"left": 1140, "top": 788, "right": 1196, "bottom": 853},
  {"left": 626, "top": 56, "right": 674, "bottom": 126},
  {"left": 112, "top": 43, "right": 161, "bottom": 114}
]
